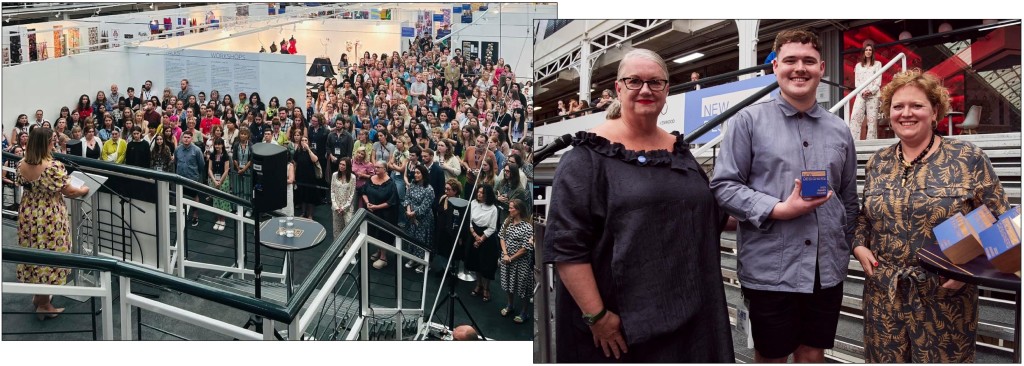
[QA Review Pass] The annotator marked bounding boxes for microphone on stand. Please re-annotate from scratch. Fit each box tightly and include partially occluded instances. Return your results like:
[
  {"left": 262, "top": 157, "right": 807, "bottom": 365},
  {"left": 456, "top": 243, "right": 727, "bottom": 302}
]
[{"left": 532, "top": 134, "right": 574, "bottom": 165}]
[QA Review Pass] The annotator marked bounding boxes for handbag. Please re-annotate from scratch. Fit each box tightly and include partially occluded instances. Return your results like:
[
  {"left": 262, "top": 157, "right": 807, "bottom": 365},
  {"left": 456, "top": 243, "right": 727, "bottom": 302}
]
[{"left": 313, "top": 161, "right": 323, "bottom": 179}]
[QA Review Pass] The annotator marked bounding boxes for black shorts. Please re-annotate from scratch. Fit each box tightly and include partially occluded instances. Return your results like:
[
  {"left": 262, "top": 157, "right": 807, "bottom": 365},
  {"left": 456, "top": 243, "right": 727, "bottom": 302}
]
[{"left": 741, "top": 274, "right": 843, "bottom": 359}]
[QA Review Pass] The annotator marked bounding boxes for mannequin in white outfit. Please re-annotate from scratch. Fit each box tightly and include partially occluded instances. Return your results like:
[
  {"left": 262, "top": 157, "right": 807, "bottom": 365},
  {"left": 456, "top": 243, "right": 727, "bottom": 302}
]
[{"left": 850, "top": 43, "right": 882, "bottom": 140}]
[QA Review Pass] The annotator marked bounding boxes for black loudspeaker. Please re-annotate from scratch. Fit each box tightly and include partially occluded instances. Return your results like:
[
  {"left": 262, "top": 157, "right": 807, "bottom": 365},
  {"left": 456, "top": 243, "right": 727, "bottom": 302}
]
[
  {"left": 66, "top": 139, "right": 82, "bottom": 157},
  {"left": 251, "top": 143, "right": 288, "bottom": 212}
]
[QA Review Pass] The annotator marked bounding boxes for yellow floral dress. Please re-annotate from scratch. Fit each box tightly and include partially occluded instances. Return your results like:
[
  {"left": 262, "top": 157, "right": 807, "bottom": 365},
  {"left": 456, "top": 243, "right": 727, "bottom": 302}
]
[
  {"left": 16, "top": 159, "right": 73, "bottom": 285},
  {"left": 853, "top": 138, "right": 1009, "bottom": 363}
]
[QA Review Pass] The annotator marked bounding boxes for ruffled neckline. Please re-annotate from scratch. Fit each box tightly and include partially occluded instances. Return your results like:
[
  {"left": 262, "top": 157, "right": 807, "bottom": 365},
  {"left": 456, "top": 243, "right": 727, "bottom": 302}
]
[{"left": 572, "top": 131, "right": 698, "bottom": 173}]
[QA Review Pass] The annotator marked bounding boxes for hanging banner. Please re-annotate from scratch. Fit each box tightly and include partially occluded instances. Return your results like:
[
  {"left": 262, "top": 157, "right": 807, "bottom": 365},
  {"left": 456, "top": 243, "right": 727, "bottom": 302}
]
[
  {"left": 401, "top": 27, "right": 415, "bottom": 38},
  {"left": 683, "top": 74, "right": 778, "bottom": 143}
]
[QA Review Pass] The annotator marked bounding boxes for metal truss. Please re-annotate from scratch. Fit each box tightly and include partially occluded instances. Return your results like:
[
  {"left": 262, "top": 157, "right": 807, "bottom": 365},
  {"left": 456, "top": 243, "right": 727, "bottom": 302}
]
[{"left": 534, "top": 19, "right": 670, "bottom": 83}]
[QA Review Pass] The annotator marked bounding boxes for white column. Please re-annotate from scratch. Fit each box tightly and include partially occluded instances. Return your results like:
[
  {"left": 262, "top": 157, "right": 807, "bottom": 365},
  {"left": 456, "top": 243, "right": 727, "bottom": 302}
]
[
  {"left": 576, "top": 37, "right": 592, "bottom": 105},
  {"left": 735, "top": 20, "right": 760, "bottom": 80}
]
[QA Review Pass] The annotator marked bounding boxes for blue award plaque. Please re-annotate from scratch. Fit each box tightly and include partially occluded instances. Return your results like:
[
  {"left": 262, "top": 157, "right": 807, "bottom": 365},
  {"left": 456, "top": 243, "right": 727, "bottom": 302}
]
[{"left": 800, "top": 170, "right": 828, "bottom": 198}]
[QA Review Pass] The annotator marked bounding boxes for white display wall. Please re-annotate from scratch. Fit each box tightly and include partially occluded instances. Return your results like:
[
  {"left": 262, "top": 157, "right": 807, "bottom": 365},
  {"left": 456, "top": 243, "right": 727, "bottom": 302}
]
[{"left": 1, "top": 46, "right": 304, "bottom": 134}]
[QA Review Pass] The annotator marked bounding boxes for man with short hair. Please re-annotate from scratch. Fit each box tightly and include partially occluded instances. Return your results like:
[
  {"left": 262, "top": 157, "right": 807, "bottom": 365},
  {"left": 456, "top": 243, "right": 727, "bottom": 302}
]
[
  {"left": 143, "top": 101, "right": 162, "bottom": 131},
  {"left": 175, "top": 131, "right": 206, "bottom": 226},
  {"left": 327, "top": 117, "right": 354, "bottom": 164},
  {"left": 123, "top": 87, "right": 143, "bottom": 110},
  {"left": 200, "top": 108, "right": 221, "bottom": 136},
  {"left": 710, "top": 29, "right": 859, "bottom": 363},
  {"left": 177, "top": 79, "right": 195, "bottom": 101},
  {"left": 31, "top": 109, "right": 48, "bottom": 128},
  {"left": 409, "top": 72, "right": 428, "bottom": 98},
  {"left": 140, "top": 80, "right": 154, "bottom": 100},
  {"left": 109, "top": 84, "right": 122, "bottom": 105},
  {"left": 197, "top": 91, "right": 207, "bottom": 106},
  {"left": 420, "top": 147, "right": 445, "bottom": 207}
]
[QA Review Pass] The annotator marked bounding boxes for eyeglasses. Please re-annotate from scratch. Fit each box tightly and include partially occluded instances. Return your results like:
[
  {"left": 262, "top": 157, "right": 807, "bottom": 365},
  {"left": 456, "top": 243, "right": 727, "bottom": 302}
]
[{"left": 619, "top": 77, "right": 669, "bottom": 91}]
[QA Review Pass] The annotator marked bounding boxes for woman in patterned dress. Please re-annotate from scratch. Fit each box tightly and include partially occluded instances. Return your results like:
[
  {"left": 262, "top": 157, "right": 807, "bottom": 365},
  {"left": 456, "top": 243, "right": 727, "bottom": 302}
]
[
  {"left": 330, "top": 157, "right": 356, "bottom": 239},
  {"left": 852, "top": 69, "right": 1010, "bottom": 363},
  {"left": 16, "top": 127, "right": 90, "bottom": 319},
  {"left": 402, "top": 165, "right": 435, "bottom": 273},
  {"left": 498, "top": 199, "right": 534, "bottom": 324}
]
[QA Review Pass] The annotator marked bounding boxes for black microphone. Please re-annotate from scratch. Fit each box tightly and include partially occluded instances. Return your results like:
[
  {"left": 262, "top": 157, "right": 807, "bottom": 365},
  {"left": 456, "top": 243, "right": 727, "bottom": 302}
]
[{"left": 532, "top": 134, "right": 574, "bottom": 165}]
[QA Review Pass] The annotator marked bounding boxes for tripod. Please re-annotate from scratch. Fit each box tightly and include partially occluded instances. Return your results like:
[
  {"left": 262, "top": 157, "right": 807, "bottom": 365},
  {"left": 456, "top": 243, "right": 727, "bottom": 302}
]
[{"left": 427, "top": 260, "right": 486, "bottom": 340}]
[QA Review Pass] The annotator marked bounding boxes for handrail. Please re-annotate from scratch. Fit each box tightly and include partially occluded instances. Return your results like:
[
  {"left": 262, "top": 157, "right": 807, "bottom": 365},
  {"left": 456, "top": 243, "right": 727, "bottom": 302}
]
[
  {"left": 829, "top": 52, "right": 906, "bottom": 115},
  {"left": 2, "top": 207, "right": 429, "bottom": 326},
  {"left": 2, "top": 246, "right": 291, "bottom": 322},
  {"left": 535, "top": 63, "right": 773, "bottom": 126},
  {"left": 1, "top": 150, "right": 251, "bottom": 207},
  {"left": 284, "top": 208, "right": 430, "bottom": 321}
]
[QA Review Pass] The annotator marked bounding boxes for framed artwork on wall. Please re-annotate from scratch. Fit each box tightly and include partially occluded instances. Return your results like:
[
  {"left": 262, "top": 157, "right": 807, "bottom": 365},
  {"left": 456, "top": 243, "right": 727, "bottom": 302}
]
[{"left": 462, "top": 41, "right": 479, "bottom": 60}]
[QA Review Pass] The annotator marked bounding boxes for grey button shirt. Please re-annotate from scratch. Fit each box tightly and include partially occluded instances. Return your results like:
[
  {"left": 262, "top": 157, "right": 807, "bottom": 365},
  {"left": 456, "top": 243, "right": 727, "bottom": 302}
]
[
  {"left": 174, "top": 143, "right": 206, "bottom": 183},
  {"left": 711, "top": 97, "right": 859, "bottom": 293}
]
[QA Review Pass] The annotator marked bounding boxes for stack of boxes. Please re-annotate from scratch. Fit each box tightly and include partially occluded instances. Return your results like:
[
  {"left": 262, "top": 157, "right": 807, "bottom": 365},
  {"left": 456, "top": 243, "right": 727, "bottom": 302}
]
[{"left": 934, "top": 205, "right": 1021, "bottom": 274}]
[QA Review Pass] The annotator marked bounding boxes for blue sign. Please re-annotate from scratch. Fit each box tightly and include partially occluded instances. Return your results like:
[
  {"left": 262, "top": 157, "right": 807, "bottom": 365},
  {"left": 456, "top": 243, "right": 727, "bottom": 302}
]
[
  {"left": 433, "top": 13, "right": 444, "bottom": 22},
  {"left": 401, "top": 27, "right": 415, "bottom": 37},
  {"left": 453, "top": 6, "right": 462, "bottom": 13},
  {"left": 683, "top": 74, "right": 778, "bottom": 143},
  {"left": 461, "top": 13, "right": 472, "bottom": 24},
  {"left": 437, "top": 29, "right": 451, "bottom": 40}
]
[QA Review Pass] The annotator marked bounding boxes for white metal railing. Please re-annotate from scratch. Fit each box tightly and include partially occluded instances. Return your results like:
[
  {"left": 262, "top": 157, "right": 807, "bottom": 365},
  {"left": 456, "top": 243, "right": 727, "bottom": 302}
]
[
  {"left": 4, "top": 158, "right": 431, "bottom": 341},
  {"left": 2, "top": 271, "right": 115, "bottom": 340},
  {"left": 117, "top": 276, "right": 263, "bottom": 340},
  {"left": 832, "top": 53, "right": 907, "bottom": 117}
]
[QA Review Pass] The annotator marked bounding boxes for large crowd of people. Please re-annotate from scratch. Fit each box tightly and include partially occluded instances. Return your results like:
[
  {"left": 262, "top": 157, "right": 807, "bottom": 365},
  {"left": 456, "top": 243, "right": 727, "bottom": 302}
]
[{"left": 5, "top": 32, "right": 536, "bottom": 326}]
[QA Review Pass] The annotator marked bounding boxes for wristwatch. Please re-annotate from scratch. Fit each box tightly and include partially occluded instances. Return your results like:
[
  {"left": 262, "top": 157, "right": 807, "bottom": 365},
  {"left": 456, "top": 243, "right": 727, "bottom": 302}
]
[{"left": 582, "top": 308, "right": 607, "bottom": 326}]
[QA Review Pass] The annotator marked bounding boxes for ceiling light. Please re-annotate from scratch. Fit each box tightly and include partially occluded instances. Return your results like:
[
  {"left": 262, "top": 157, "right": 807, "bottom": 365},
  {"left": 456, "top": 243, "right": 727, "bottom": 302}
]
[
  {"left": 673, "top": 52, "right": 704, "bottom": 64},
  {"left": 534, "top": 106, "right": 542, "bottom": 111},
  {"left": 150, "top": 4, "right": 155, "bottom": 10},
  {"left": 898, "top": 31, "right": 912, "bottom": 40},
  {"left": 55, "top": 12, "right": 61, "bottom": 18}
]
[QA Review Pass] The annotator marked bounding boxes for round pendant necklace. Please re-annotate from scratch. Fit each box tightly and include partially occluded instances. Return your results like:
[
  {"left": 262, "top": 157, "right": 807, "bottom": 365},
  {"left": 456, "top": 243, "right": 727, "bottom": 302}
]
[{"left": 896, "top": 135, "right": 937, "bottom": 186}]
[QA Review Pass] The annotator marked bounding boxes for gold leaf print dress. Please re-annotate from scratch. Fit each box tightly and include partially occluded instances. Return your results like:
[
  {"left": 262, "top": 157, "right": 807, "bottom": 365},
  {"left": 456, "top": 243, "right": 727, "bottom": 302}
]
[{"left": 853, "top": 138, "right": 1009, "bottom": 363}]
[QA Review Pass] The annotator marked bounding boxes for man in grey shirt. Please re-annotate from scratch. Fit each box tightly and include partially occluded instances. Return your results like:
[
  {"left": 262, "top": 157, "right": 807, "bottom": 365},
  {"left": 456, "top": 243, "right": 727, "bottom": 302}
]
[
  {"left": 177, "top": 79, "right": 195, "bottom": 102},
  {"left": 409, "top": 72, "right": 428, "bottom": 98},
  {"left": 710, "top": 29, "right": 858, "bottom": 363},
  {"left": 174, "top": 130, "right": 206, "bottom": 226}
]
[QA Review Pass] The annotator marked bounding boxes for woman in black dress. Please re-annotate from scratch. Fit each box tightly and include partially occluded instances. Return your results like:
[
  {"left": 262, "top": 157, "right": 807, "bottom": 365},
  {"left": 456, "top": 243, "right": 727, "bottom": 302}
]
[
  {"left": 292, "top": 134, "right": 320, "bottom": 219},
  {"left": 543, "top": 49, "right": 733, "bottom": 362},
  {"left": 467, "top": 184, "right": 499, "bottom": 302},
  {"left": 360, "top": 160, "right": 400, "bottom": 270},
  {"left": 434, "top": 179, "right": 464, "bottom": 261}
]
